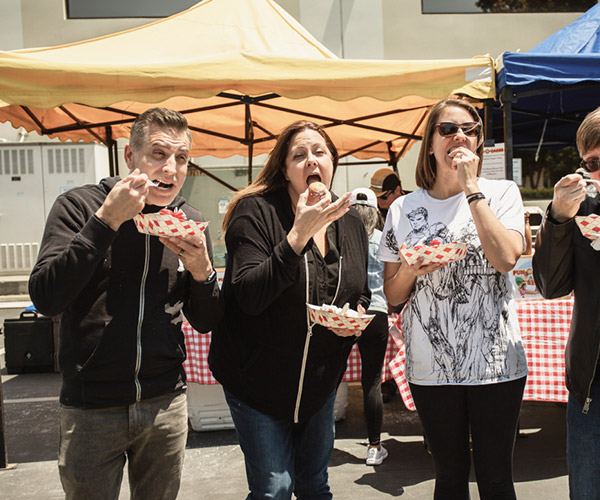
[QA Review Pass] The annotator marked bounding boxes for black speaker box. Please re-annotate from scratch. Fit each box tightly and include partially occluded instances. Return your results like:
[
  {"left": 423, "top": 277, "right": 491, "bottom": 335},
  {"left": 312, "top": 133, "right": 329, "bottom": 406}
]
[{"left": 3, "top": 310, "right": 54, "bottom": 374}]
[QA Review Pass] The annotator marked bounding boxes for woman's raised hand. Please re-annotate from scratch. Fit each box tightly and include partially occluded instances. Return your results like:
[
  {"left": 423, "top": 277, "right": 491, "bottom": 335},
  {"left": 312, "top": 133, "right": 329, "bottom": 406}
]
[{"left": 287, "top": 189, "right": 353, "bottom": 254}]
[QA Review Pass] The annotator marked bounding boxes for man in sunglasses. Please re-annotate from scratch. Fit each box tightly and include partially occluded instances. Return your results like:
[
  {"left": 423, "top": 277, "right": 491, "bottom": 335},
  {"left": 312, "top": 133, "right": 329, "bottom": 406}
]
[
  {"left": 533, "top": 106, "right": 600, "bottom": 500},
  {"left": 369, "top": 168, "right": 406, "bottom": 218}
]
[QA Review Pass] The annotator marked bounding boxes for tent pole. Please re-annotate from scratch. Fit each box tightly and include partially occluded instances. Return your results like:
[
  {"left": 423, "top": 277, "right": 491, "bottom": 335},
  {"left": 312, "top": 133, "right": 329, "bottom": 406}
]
[
  {"left": 245, "top": 103, "right": 254, "bottom": 185},
  {"left": 112, "top": 137, "right": 119, "bottom": 175},
  {"left": 386, "top": 142, "right": 399, "bottom": 174},
  {"left": 502, "top": 87, "right": 515, "bottom": 181},
  {"left": 188, "top": 161, "right": 239, "bottom": 192},
  {"left": 247, "top": 149, "right": 254, "bottom": 186},
  {"left": 483, "top": 99, "right": 495, "bottom": 147},
  {"left": 105, "top": 126, "right": 117, "bottom": 177},
  {"left": 0, "top": 369, "right": 9, "bottom": 469}
]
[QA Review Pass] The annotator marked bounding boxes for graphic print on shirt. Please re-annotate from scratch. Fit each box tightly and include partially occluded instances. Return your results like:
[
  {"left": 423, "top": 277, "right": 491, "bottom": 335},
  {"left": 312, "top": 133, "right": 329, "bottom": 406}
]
[
  {"left": 402, "top": 212, "right": 512, "bottom": 383},
  {"left": 384, "top": 227, "right": 399, "bottom": 254},
  {"left": 404, "top": 207, "right": 450, "bottom": 247}
]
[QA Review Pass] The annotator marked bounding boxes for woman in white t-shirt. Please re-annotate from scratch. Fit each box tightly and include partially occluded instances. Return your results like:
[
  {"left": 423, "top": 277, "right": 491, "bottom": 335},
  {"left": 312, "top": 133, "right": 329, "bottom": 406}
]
[{"left": 378, "top": 98, "right": 528, "bottom": 500}]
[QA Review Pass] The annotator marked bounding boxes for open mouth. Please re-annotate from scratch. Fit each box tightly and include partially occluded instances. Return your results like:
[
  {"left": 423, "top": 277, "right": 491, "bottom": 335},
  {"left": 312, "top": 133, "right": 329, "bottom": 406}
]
[
  {"left": 306, "top": 174, "right": 322, "bottom": 188},
  {"left": 152, "top": 180, "right": 174, "bottom": 190}
]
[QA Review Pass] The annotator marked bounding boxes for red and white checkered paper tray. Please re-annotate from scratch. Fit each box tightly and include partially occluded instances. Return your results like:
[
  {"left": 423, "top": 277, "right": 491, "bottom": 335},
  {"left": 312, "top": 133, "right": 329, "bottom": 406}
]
[
  {"left": 133, "top": 208, "right": 208, "bottom": 237},
  {"left": 575, "top": 214, "right": 600, "bottom": 240},
  {"left": 400, "top": 240, "right": 468, "bottom": 266},
  {"left": 307, "top": 303, "right": 375, "bottom": 331}
]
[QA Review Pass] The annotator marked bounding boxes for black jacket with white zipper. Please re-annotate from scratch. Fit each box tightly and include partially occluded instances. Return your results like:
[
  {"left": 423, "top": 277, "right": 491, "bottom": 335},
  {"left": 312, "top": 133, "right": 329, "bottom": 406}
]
[
  {"left": 533, "top": 196, "right": 600, "bottom": 412},
  {"left": 29, "top": 177, "right": 222, "bottom": 408},
  {"left": 209, "top": 189, "right": 370, "bottom": 422}
]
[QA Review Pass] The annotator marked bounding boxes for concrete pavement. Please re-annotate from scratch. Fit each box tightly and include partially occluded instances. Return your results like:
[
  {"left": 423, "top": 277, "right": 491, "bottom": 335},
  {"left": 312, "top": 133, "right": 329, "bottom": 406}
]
[{"left": 0, "top": 305, "right": 569, "bottom": 499}]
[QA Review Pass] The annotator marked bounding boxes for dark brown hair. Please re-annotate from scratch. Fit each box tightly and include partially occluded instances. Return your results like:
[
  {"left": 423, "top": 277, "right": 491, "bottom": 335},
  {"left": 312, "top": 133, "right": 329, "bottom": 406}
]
[
  {"left": 415, "top": 98, "right": 484, "bottom": 191},
  {"left": 222, "top": 121, "right": 339, "bottom": 230}
]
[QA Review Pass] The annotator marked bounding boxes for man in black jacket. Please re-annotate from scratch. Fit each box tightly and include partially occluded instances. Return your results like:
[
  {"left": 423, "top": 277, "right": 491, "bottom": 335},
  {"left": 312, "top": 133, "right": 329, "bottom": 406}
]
[
  {"left": 533, "top": 106, "right": 600, "bottom": 500},
  {"left": 29, "top": 108, "right": 221, "bottom": 500}
]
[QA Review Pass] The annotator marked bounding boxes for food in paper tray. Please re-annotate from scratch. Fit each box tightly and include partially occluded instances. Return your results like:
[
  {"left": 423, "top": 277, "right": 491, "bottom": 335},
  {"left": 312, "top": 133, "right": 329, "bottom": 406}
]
[
  {"left": 307, "top": 303, "right": 375, "bottom": 331},
  {"left": 575, "top": 214, "right": 600, "bottom": 250},
  {"left": 400, "top": 240, "right": 469, "bottom": 266},
  {"left": 133, "top": 208, "right": 208, "bottom": 237}
]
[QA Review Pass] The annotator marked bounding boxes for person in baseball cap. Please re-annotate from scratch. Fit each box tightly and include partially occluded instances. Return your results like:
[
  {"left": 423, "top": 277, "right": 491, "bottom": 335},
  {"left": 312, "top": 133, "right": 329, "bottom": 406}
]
[
  {"left": 369, "top": 168, "right": 405, "bottom": 216},
  {"left": 350, "top": 187, "right": 378, "bottom": 209}
]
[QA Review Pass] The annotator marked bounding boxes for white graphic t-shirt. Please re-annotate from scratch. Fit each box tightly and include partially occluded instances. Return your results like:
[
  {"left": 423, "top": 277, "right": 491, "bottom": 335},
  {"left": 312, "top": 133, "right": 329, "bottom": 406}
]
[{"left": 377, "top": 178, "right": 528, "bottom": 386}]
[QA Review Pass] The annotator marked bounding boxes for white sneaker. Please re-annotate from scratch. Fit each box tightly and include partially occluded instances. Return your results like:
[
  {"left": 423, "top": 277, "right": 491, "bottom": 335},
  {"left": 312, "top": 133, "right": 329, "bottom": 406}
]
[{"left": 366, "top": 444, "right": 388, "bottom": 466}]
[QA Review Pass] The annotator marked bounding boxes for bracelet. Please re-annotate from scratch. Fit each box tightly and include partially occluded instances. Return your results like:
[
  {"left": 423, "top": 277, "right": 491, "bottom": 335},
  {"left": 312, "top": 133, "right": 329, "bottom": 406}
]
[
  {"left": 467, "top": 192, "right": 486, "bottom": 204},
  {"left": 466, "top": 191, "right": 483, "bottom": 201}
]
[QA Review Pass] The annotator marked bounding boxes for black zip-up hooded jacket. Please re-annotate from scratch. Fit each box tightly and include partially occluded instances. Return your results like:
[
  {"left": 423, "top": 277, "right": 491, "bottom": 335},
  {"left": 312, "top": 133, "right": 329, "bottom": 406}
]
[
  {"left": 209, "top": 189, "right": 370, "bottom": 422},
  {"left": 533, "top": 196, "right": 600, "bottom": 412},
  {"left": 29, "top": 177, "right": 222, "bottom": 408}
]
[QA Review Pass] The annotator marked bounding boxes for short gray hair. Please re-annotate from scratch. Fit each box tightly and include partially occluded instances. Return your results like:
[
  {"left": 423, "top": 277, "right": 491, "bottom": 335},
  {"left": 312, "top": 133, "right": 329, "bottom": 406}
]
[{"left": 129, "top": 108, "right": 191, "bottom": 152}]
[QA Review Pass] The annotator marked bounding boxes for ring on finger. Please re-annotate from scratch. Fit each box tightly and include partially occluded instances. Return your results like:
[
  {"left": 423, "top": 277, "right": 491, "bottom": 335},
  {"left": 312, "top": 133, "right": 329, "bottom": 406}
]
[{"left": 178, "top": 249, "right": 184, "bottom": 257}]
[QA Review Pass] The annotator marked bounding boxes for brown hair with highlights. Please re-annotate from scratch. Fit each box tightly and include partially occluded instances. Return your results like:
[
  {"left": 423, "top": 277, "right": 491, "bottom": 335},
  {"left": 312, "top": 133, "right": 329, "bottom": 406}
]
[
  {"left": 415, "top": 99, "right": 484, "bottom": 191},
  {"left": 222, "top": 121, "right": 338, "bottom": 231}
]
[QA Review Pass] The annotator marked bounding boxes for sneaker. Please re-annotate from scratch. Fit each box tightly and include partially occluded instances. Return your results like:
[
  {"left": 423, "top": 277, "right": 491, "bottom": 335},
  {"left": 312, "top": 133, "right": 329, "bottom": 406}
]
[{"left": 366, "top": 444, "right": 388, "bottom": 466}]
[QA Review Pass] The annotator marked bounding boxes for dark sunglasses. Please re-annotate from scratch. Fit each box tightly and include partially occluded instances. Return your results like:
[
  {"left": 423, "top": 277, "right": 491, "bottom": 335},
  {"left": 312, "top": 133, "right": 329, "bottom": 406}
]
[
  {"left": 435, "top": 121, "right": 481, "bottom": 138},
  {"left": 580, "top": 158, "right": 600, "bottom": 173},
  {"left": 378, "top": 190, "right": 393, "bottom": 200}
]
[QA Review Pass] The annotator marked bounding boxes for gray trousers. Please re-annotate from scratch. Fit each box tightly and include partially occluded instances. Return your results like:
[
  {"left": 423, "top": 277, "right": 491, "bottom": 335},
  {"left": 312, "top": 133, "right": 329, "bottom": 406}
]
[{"left": 58, "top": 391, "right": 188, "bottom": 500}]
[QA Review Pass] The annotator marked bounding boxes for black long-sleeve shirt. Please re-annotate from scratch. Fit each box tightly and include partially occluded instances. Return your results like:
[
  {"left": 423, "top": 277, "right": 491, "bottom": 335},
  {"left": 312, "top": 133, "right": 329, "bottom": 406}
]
[
  {"left": 29, "top": 177, "right": 222, "bottom": 408},
  {"left": 209, "top": 189, "right": 370, "bottom": 422}
]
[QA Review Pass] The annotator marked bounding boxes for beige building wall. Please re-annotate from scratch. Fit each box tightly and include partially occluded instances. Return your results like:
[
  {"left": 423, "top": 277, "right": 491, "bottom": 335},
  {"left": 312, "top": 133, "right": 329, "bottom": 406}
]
[
  {"left": 279, "top": 0, "right": 584, "bottom": 60},
  {"left": 3, "top": 0, "right": 586, "bottom": 59},
  {"left": 17, "top": 0, "right": 149, "bottom": 48}
]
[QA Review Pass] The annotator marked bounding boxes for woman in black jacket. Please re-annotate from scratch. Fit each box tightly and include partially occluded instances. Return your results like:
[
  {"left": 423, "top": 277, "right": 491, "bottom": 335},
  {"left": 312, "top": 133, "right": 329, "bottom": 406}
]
[{"left": 209, "top": 121, "right": 371, "bottom": 500}]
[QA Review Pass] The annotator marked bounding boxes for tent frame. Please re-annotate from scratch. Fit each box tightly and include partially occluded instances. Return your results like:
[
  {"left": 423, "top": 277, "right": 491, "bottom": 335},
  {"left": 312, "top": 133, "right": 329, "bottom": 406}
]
[
  {"left": 18, "top": 91, "right": 427, "bottom": 186},
  {"left": 500, "top": 81, "right": 600, "bottom": 180}
]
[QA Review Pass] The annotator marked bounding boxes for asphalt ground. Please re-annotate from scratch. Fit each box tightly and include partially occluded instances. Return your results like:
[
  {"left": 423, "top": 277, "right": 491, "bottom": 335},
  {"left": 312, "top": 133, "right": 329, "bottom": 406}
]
[{"left": 0, "top": 305, "right": 569, "bottom": 499}]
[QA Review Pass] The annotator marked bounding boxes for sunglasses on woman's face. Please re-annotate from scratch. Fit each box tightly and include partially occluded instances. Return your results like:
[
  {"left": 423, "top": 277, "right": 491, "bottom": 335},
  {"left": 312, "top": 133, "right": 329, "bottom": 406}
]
[
  {"left": 435, "top": 122, "right": 481, "bottom": 137},
  {"left": 378, "top": 190, "right": 393, "bottom": 200},
  {"left": 580, "top": 158, "right": 600, "bottom": 173}
]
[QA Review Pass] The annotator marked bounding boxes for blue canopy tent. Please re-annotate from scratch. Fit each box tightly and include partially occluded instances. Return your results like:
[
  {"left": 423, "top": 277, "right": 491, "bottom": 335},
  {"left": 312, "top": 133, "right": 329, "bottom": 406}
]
[{"left": 494, "top": 4, "right": 600, "bottom": 179}]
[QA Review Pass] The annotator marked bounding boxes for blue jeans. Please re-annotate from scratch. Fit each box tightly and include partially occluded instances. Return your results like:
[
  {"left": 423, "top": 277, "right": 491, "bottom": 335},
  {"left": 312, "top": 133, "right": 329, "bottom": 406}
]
[
  {"left": 58, "top": 391, "right": 188, "bottom": 500},
  {"left": 224, "top": 389, "right": 336, "bottom": 500},
  {"left": 567, "top": 379, "right": 600, "bottom": 500}
]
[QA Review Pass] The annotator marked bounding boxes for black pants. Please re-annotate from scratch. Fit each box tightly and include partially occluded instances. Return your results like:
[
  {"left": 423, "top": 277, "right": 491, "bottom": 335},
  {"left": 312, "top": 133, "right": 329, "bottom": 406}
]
[
  {"left": 357, "top": 311, "right": 389, "bottom": 445},
  {"left": 409, "top": 376, "right": 526, "bottom": 500}
]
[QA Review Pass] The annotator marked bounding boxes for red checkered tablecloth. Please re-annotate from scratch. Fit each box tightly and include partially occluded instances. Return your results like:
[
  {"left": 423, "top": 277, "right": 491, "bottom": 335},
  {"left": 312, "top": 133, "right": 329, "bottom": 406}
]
[
  {"left": 388, "top": 298, "right": 573, "bottom": 411},
  {"left": 341, "top": 313, "right": 399, "bottom": 383},
  {"left": 182, "top": 314, "right": 401, "bottom": 386},
  {"left": 183, "top": 300, "right": 573, "bottom": 411}
]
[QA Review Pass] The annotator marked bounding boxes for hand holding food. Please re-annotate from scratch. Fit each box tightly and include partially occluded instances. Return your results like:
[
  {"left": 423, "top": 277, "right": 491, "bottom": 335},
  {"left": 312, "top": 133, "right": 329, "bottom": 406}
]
[
  {"left": 308, "top": 181, "right": 328, "bottom": 198},
  {"left": 287, "top": 187, "right": 352, "bottom": 254}
]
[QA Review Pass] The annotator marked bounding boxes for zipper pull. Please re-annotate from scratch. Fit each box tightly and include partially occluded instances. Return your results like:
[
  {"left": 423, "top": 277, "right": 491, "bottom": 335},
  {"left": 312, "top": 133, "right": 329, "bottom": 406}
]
[{"left": 583, "top": 397, "right": 592, "bottom": 414}]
